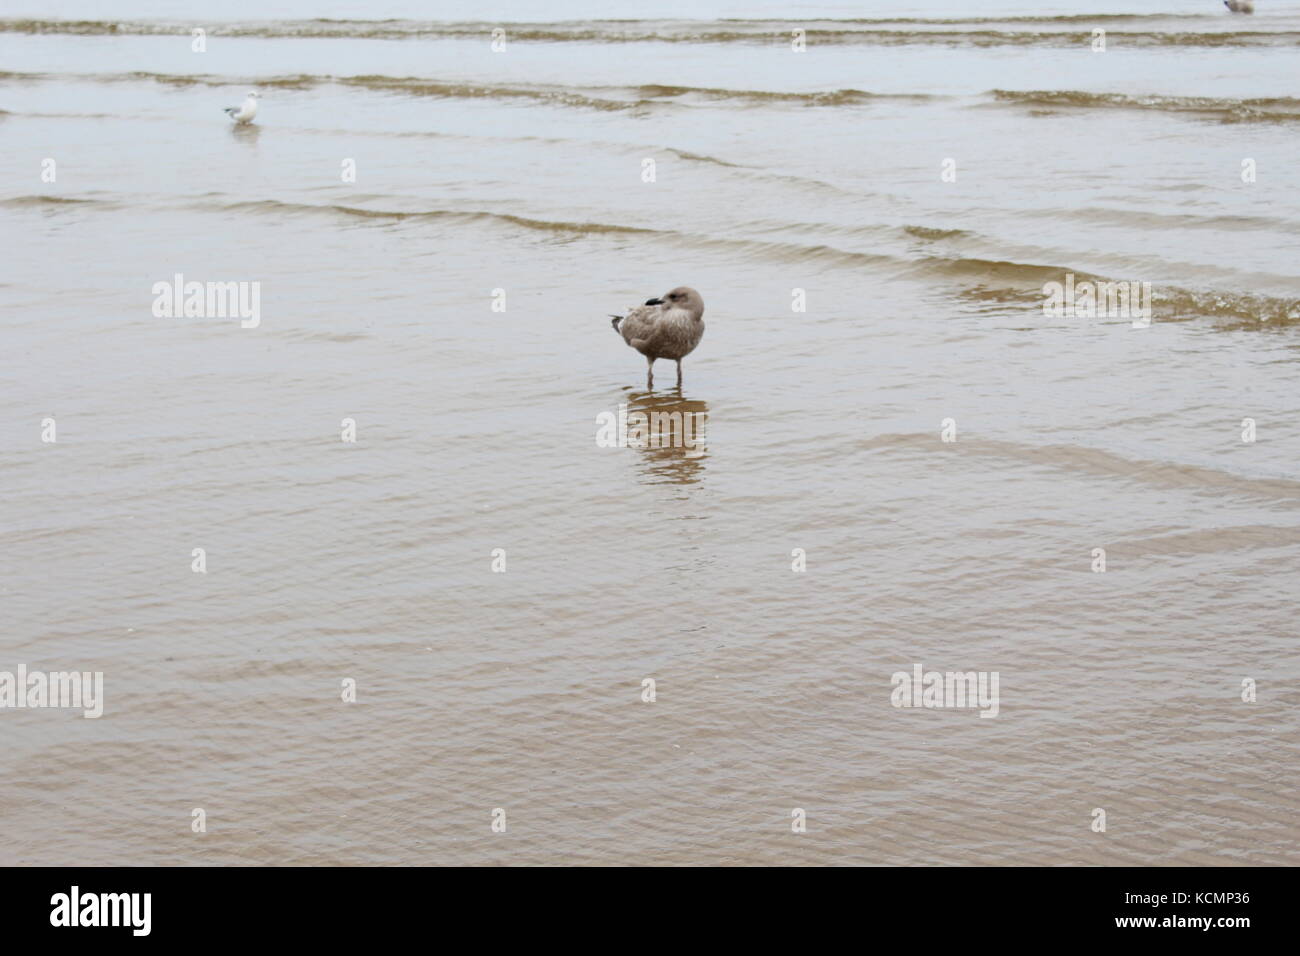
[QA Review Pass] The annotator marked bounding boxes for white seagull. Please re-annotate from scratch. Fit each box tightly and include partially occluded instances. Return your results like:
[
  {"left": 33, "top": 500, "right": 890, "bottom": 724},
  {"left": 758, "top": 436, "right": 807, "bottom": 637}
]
[
  {"left": 1223, "top": 0, "right": 1255, "bottom": 12},
  {"left": 224, "top": 90, "right": 261, "bottom": 125},
  {"left": 610, "top": 286, "right": 706, "bottom": 390}
]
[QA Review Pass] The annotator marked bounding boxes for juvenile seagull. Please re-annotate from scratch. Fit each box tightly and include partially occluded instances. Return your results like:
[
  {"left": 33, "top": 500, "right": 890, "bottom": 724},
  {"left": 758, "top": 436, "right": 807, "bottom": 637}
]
[
  {"left": 1224, "top": 0, "right": 1254, "bottom": 12},
  {"left": 224, "top": 90, "right": 261, "bottom": 125},
  {"left": 610, "top": 286, "right": 705, "bottom": 390}
]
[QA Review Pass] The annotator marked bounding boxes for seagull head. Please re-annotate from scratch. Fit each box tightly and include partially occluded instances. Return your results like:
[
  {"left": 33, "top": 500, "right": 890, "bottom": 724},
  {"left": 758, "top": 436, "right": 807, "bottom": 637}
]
[
  {"left": 646, "top": 287, "right": 704, "bottom": 318},
  {"left": 246, "top": 91, "right": 261, "bottom": 99}
]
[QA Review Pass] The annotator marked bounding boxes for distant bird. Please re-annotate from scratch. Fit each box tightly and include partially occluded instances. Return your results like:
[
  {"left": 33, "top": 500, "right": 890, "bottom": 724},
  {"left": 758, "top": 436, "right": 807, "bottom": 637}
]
[
  {"left": 224, "top": 90, "right": 261, "bottom": 124},
  {"left": 610, "top": 287, "right": 705, "bottom": 390},
  {"left": 1224, "top": 0, "right": 1254, "bottom": 12}
]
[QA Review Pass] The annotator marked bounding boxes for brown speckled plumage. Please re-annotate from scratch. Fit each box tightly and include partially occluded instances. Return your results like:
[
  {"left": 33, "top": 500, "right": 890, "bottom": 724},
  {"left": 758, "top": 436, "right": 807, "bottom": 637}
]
[{"left": 610, "top": 286, "right": 705, "bottom": 390}]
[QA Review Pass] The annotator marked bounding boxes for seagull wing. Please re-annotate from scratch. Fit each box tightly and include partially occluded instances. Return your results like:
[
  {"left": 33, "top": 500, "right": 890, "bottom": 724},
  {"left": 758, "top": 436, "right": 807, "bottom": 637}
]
[{"left": 616, "top": 303, "right": 661, "bottom": 349}]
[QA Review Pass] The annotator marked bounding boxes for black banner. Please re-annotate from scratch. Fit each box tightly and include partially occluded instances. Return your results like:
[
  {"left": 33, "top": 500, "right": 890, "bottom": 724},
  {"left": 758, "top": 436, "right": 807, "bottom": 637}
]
[{"left": 1, "top": 866, "right": 1280, "bottom": 942}]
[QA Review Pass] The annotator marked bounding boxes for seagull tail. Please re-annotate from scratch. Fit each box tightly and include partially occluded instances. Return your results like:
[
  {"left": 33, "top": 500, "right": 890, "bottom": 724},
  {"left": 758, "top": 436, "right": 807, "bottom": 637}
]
[
  {"left": 609, "top": 315, "right": 623, "bottom": 333},
  {"left": 223, "top": 107, "right": 237, "bottom": 117}
]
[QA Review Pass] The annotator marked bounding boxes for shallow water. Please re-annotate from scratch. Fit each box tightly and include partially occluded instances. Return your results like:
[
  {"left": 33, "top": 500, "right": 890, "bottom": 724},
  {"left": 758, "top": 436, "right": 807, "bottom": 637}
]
[{"left": 1, "top": 0, "right": 1298, "bottom": 866}]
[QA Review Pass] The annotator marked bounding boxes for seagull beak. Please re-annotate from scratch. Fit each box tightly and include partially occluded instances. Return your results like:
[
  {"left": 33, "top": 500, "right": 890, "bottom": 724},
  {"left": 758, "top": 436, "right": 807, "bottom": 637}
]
[{"left": 644, "top": 298, "right": 663, "bottom": 306}]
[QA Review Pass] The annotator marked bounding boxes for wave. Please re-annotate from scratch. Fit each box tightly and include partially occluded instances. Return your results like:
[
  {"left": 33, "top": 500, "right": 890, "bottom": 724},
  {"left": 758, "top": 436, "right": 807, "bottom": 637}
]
[
  {"left": 333, "top": 74, "right": 633, "bottom": 111},
  {"left": 903, "top": 225, "right": 971, "bottom": 241},
  {"left": 8, "top": 68, "right": 1295, "bottom": 128},
  {"left": 339, "top": 75, "right": 889, "bottom": 109},
  {"left": 895, "top": 253, "right": 1300, "bottom": 327},
  {"left": 1156, "top": 287, "right": 1300, "bottom": 327},
  {"left": 666, "top": 148, "right": 742, "bottom": 168},
  {"left": 12, "top": 193, "right": 1297, "bottom": 327},
  {"left": 0, "top": 69, "right": 912, "bottom": 111},
  {"left": 948, "top": 262, "right": 1300, "bottom": 326},
  {"left": 916, "top": 255, "right": 1079, "bottom": 285},
  {"left": 3, "top": 18, "right": 1296, "bottom": 48},
  {"left": 215, "top": 199, "right": 660, "bottom": 235},
  {"left": 629, "top": 84, "right": 911, "bottom": 106},
  {"left": 0, "top": 194, "right": 107, "bottom": 207},
  {"left": 197, "top": 199, "right": 902, "bottom": 271},
  {"left": 212, "top": 201, "right": 1300, "bottom": 324},
  {"left": 1009, "top": 206, "right": 1300, "bottom": 235},
  {"left": 993, "top": 90, "right": 1300, "bottom": 124}
]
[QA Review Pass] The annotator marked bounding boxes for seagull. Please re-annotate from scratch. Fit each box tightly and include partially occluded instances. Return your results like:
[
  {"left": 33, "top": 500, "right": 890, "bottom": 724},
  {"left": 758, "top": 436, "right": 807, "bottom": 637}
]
[
  {"left": 224, "top": 91, "right": 261, "bottom": 125},
  {"left": 1223, "top": 0, "right": 1254, "bottom": 12},
  {"left": 610, "top": 287, "right": 705, "bottom": 390}
]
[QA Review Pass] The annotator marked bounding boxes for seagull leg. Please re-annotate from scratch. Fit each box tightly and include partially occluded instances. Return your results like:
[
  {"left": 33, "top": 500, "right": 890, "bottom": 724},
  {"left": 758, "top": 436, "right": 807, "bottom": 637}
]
[
  {"left": 675, "top": 360, "right": 683, "bottom": 389},
  {"left": 646, "top": 356, "right": 655, "bottom": 390}
]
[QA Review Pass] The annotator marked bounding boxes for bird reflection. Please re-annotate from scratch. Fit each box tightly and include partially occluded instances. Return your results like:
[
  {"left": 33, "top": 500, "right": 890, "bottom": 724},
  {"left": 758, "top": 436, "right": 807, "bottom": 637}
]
[
  {"left": 621, "top": 389, "right": 709, "bottom": 485},
  {"left": 229, "top": 123, "right": 261, "bottom": 144}
]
